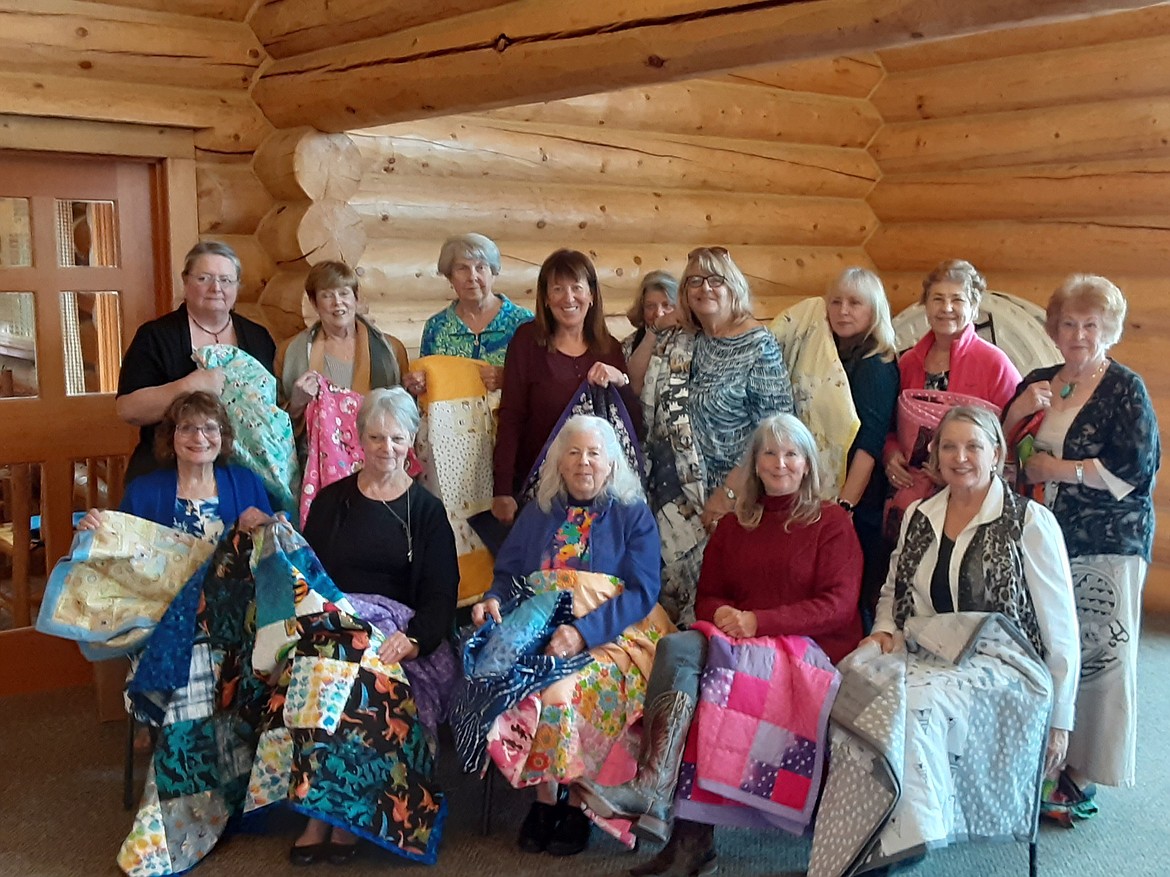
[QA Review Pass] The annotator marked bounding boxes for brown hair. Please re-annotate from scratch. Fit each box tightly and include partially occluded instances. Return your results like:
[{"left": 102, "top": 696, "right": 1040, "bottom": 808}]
[
  {"left": 305, "top": 260, "right": 359, "bottom": 305},
  {"left": 534, "top": 249, "right": 614, "bottom": 353},
  {"left": 920, "top": 259, "right": 986, "bottom": 310},
  {"left": 153, "top": 391, "right": 234, "bottom": 465},
  {"left": 624, "top": 270, "right": 680, "bottom": 328}
]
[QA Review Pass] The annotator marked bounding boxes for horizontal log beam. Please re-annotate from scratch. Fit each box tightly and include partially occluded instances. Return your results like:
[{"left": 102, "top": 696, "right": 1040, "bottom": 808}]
[
  {"left": 359, "top": 239, "right": 872, "bottom": 306},
  {"left": 866, "top": 218, "right": 1170, "bottom": 276},
  {"left": 98, "top": 0, "right": 253, "bottom": 19},
  {"left": 0, "top": 1, "right": 264, "bottom": 91},
  {"left": 481, "top": 80, "right": 881, "bottom": 148},
  {"left": 716, "top": 53, "right": 884, "bottom": 99},
  {"left": 351, "top": 178, "right": 876, "bottom": 247},
  {"left": 869, "top": 96, "right": 1170, "bottom": 173},
  {"left": 353, "top": 116, "right": 878, "bottom": 199},
  {"left": 879, "top": 4, "right": 1170, "bottom": 72},
  {"left": 870, "top": 158, "right": 1170, "bottom": 222},
  {"left": 873, "top": 34, "right": 1170, "bottom": 122},
  {"left": 196, "top": 161, "right": 273, "bottom": 235},
  {"left": 252, "top": 0, "right": 1154, "bottom": 132},
  {"left": 250, "top": 0, "right": 507, "bottom": 59},
  {"left": 0, "top": 69, "right": 270, "bottom": 158}
]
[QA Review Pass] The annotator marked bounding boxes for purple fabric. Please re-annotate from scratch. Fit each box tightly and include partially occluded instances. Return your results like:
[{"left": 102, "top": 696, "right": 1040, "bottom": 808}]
[{"left": 345, "top": 592, "right": 458, "bottom": 735}]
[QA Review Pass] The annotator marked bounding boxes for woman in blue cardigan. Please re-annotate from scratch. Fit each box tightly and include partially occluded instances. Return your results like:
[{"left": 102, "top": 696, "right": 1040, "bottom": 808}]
[
  {"left": 469, "top": 414, "right": 667, "bottom": 858},
  {"left": 81, "top": 390, "right": 272, "bottom": 539}
]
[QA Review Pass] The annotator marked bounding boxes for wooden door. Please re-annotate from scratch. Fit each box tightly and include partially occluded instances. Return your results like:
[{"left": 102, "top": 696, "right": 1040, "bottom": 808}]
[{"left": 0, "top": 152, "right": 161, "bottom": 695}]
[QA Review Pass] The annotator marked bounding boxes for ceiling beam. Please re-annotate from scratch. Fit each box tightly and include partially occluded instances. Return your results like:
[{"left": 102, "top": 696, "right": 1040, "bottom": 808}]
[{"left": 252, "top": 0, "right": 1167, "bottom": 132}]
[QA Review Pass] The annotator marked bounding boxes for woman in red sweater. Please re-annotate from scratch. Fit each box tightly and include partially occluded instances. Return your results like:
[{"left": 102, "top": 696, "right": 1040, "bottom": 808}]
[{"left": 577, "top": 413, "right": 862, "bottom": 875}]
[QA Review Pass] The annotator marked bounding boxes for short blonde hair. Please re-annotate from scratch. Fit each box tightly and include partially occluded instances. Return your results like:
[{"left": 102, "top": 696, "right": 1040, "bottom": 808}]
[
  {"left": 825, "top": 267, "right": 897, "bottom": 363},
  {"left": 677, "top": 246, "right": 753, "bottom": 331},
  {"left": 928, "top": 406, "right": 1006, "bottom": 479},
  {"left": 920, "top": 259, "right": 986, "bottom": 311},
  {"left": 736, "top": 413, "right": 824, "bottom": 531},
  {"left": 1045, "top": 274, "right": 1127, "bottom": 348}
]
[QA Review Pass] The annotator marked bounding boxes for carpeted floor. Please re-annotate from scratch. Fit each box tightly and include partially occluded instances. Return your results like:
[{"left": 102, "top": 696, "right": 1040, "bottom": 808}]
[{"left": 3, "top": 617, "right": 1168, "bottom": 877}]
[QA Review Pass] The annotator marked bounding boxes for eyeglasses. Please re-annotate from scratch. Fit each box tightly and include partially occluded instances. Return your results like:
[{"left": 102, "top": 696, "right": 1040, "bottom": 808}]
[
  {"left": 176, "top": 423, "right": 222, "bottom": 437},
  {"left": 189, "top": 274, "right": 239, "bottom": 288},
  {"left": 684, "top": 275, "right": 727, "bottom": 290},
  {"left": 686, "top": 246, "right": 730, "bottom": 260}
]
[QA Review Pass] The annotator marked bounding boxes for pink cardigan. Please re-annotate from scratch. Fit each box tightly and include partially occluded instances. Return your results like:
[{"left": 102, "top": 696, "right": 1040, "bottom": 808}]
[{"left": 898, "top": 322, "right": 1021, "bottom": 408}]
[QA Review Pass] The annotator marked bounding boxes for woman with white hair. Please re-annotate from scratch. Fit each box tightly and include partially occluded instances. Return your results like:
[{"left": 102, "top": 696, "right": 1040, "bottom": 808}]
[
  {"left": 1004, "top": 274, "right": 1160, "bottom": 820},
  {"left": 407, "top": 232, "right": 534, "bottom": 395},
  {"left": 294, "top": 386, "right": 459, "bottom": 864},
  {"left": 467, "top": 414, "right": 670, "bottom": 857},
  {"left": 578, "top": 414, "right": 863, "bottom": 876}
]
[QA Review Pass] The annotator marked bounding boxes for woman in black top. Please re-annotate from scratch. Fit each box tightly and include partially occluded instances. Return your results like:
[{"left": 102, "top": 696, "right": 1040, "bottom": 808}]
[{"left": 294, "top": 386, "right": 459, "bottom": 864}]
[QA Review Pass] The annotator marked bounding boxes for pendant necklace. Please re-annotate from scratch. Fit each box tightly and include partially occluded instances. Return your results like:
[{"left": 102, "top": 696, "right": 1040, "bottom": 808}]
[
  {"left": 381, "top": 488, "right": 413, "bottom": 562},
  {"left": 1059, "top": 359, "right": 1107, "bottom": 399},
  {"left": 190, "top": 314, "right": 232, "bottom": 343}
]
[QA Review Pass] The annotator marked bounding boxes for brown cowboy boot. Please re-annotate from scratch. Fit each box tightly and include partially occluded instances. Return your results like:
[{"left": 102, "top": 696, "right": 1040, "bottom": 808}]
[
  {"left": 628, "top": 820, "right": 717, "bottom": 877},
  {"left": 576, "top": 690, "right": 696, "bottom": 842}
]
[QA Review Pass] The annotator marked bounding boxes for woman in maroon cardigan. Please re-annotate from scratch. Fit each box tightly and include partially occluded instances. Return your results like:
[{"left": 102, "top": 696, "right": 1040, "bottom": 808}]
[
  {"left": 577, "top": 413, "right": 862, "bottom": 876},
  {"left": 491, "top": 249, "right": 641, "bottom": 524}
]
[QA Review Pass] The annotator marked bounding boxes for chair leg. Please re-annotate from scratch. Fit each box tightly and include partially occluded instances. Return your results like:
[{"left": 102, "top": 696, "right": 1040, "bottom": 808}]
[
  {"left": 480, "top": 768, "right": 494, "bottom": 836},
  {"left": 123, "top": 714, "right": 136, "bottom": 810},
  {"left": 1029, "top": 840, "right": 1038, "bottom": 877}
]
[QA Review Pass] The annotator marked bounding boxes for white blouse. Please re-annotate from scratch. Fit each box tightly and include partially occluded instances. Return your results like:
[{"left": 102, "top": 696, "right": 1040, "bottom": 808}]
[{"left": 873, "top": 478, "right": 1081, "bottom": 730}]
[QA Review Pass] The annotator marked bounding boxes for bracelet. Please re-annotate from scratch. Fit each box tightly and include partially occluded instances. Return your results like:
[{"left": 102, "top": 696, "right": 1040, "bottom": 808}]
[{"left": 1075, "top": 461, "right": 1084, "bottom": 485}]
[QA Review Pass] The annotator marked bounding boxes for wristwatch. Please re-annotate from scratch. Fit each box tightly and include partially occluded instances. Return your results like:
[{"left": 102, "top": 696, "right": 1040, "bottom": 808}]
[{"left": 838, "top": 499, "right": 855, "bottom": 512}]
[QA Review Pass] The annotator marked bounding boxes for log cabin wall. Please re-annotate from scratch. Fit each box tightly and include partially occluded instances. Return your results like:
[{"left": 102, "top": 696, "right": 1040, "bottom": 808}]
[
  {"left": 0, "top": 0, "right": 277, "bottom": 324},
  {"left": 865, "top": 6, "right": 1170, "bottom": 608},
  {"left": 335, "top": 57, "right": 883, "bottom": 352}
]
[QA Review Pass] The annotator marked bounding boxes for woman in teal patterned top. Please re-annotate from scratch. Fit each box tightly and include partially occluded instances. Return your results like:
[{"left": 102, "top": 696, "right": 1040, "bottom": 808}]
[{"left": 406, "top": 233, "right": 533, "bottom": 396}]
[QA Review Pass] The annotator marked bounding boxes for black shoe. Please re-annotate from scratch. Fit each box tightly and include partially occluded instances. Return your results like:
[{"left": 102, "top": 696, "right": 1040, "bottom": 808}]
[
  {"left": 546, "top": 806, "right": 591, "bottom": 857},
  {"left": 327, "top": 841, "right": 359, "bottom": 865},
  {"left": 289, "top": 842, "right": 329, "bottom": 866},
  {"left": 518, "top": 801, "right": 559, "bottom": 853}
]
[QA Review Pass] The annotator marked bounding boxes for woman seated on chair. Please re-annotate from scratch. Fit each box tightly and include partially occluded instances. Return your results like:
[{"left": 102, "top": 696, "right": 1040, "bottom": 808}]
[
  {"left": 809, "top": 406, "right": 1080, "bottom": 876},
  {"left": 81, "top": 391, "right": 273, "bottom": 541},
  {"left": 464, "top": 414, "right": 671, "bottom": 857},
  {"left": 292, "top": 386, "right": 460, "bottom": 865},
  {"left": 577, "top": 414, "right": 863, "bottom": 877}
]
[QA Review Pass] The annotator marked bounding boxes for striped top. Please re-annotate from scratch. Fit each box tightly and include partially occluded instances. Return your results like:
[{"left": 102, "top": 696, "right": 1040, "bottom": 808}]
[{"left": 689, "top": 327, "right": 793, "bottom": 490}]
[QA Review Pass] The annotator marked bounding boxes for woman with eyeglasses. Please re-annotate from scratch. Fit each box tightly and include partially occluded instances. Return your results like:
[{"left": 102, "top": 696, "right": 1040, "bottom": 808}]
[
  {"left": 636, "top": 246, "right": 793, "bottom": 625},
  {"left": 117, "top": 241, "right": 277, "bottom": 485}
]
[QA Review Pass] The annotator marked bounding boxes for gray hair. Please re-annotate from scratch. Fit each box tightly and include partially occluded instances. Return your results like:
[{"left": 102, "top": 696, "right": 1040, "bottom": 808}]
[
  {"left": 437, "top": 233, "right": 502, "bottom": 278},
  {"left": 920, "top": 259, "right": 986, "bottom": 311},
  {"left": 928, "top": 405, "right": 1006, "bottom": 478},
  {"left": 182, "top": 241, "right": 242, "bottom": 282},
  {"left": 535, "top": 415, "right": 644, "bottom": 512},
  {"left": 357, "top": 386, "right": 420, "bottom": 440},
  {"left": 626, "top": 270, "right": 680, "bottom": 328},
  {"left": 736, "top": 413, "right": 824, "bottom": 531},
  {"left": 825, "top": 267, "right": 898, "bottom": 363}
]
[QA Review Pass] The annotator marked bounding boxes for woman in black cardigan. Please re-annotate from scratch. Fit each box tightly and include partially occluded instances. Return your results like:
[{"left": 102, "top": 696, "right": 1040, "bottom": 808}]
[{"left": 1004, "top": 273, "right": 1160, "bottom": 821}]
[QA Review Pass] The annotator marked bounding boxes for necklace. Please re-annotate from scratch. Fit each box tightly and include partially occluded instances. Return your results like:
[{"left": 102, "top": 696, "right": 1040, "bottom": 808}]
[
  {"left": 190, "top": 313, "right": 232, "bottom": 343},
  {"left": 1058, "top": 359, "right": 1108, "bottom": 399},
  {"left": 380, "top": 488, "right": 413, "bottom": 562}
]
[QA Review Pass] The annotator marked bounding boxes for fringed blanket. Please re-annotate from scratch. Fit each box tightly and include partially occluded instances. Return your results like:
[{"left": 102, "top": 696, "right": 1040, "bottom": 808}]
[
  {"left": 770, "top": 298, "right": 860, "bottom": 497},
  {"left": 412, "top": 355, "right": 499, "bottom": 606},
  {"left": 518, "top": 381, "right": 644, "bottom": 504},
  {"left": 36, "top": 511, "right": 214, "bottom": 660},
  {"left": 299, "top": 373, "right": 364, "bottom": 527},
  {"left": 193, "top": 344, "right": 300, "bottom": 514},
  {"left": 807, "top": 612, "right": 1052, "bottom": 877},
  {"left": 119, "top": 522, "right": 444, "bottom": 876},
  {"left": 641, "top": 329, "right": 707, "bottom": 625},
  {"left": 674, "top": 624, "right": 839, "bottom": 835}
]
